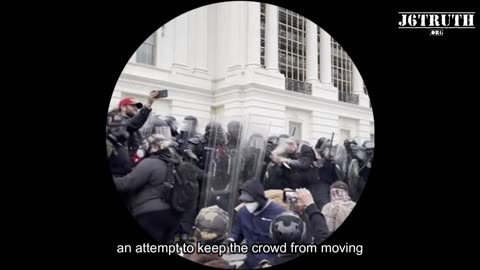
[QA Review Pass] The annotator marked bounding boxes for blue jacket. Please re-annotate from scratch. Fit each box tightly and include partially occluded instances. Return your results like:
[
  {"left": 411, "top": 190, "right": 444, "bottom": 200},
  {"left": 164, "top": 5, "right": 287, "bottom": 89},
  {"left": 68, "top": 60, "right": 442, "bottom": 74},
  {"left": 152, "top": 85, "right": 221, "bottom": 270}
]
[{"left": 229, "top": 200, "right": 285, "bottom": 268}]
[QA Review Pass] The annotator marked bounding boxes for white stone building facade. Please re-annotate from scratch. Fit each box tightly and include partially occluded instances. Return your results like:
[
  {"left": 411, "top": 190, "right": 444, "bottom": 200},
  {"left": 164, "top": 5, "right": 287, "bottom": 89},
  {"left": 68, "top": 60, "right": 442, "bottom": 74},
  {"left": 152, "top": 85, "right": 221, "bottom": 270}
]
[{"left": 111, "top": 2, "right": 374, "bottom": 145}]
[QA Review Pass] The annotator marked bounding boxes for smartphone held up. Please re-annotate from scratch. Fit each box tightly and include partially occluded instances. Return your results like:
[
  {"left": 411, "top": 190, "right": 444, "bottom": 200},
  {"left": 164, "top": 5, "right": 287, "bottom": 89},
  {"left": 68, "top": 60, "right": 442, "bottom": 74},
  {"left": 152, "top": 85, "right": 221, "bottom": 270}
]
[{"left": 150, "top": 89, "right": 168, "bottom": 99}]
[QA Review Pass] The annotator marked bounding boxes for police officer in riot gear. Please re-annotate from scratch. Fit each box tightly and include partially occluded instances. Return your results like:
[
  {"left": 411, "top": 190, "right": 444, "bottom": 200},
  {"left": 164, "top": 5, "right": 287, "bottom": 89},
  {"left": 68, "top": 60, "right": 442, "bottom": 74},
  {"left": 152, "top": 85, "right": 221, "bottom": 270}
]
[
  {"left": 313, "top": 140, "right": 341, "bottom": 209},
  {"left": 162, "top": 115, "right": 179, "bottom": 138},
  {"left": 184, "top": 121, "right": 226, "bottom": 170},
  {"left": 226, "top": 120, "right": 242, "bottom": 150},
  {"left": 315, "top": 137, "right": 328, "bottom": 151},
  {"left": 179, "top": 122, "right": 228, "bottom": 240},
  {"left": 347, "top": 142, "right": 372, "bottom": 202},
  {"left": 177, "top": 115, "right": 200, "bottom": 154},
  {"left": 241, "top": 133, "right": 267, "bottom": 185}
]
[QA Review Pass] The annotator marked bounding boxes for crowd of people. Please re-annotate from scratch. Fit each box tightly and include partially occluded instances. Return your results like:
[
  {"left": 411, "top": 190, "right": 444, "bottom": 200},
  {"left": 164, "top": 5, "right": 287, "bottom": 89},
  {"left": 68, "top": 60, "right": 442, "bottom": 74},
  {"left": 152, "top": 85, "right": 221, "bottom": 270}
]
[{"left": 107, "top": 91, "right": 374, "bottom": 268}]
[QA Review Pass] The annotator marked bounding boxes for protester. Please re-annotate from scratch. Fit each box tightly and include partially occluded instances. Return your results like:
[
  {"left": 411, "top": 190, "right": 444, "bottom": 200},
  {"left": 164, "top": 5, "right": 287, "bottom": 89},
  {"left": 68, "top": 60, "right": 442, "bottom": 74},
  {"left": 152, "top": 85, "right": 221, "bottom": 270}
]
[
  {"left": 226, "top": 179, "right": 285, "bottom": 269},
  {"left": 321, "top": 181, "right": 356, "bottom": 233},
  {"left": 113, "top": 134, "right": 182, "bottom": 243},
  {"left": 109, "top": 91, "right": 161, "bottom": 157},
  {"left": 184, "top": 205, "right": 234, "bottom": 269},
  {"left": 107, "top": 106, "right": 373, "bottom": 266}
]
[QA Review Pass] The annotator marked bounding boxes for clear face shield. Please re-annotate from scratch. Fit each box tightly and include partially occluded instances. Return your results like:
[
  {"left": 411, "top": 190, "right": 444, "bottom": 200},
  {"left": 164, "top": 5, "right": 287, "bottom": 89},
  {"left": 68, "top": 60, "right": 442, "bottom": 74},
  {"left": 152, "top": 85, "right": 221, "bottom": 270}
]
[
  {"left": 210, "top": 126, "right": 227, "bottom": 146},
  {"left": 227, "top": 121, "right": 242, "bottom": 147},
  {"left": 180, "top": 119, "right": 195, "bottom": 134}
]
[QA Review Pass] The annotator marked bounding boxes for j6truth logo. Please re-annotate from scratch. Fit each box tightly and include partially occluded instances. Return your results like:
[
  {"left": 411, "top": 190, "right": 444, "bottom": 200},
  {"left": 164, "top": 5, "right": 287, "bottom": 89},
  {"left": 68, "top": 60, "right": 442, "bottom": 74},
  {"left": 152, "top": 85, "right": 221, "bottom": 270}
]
[{"left": 398, "top": 12, "right": 475, "bottom": 36}]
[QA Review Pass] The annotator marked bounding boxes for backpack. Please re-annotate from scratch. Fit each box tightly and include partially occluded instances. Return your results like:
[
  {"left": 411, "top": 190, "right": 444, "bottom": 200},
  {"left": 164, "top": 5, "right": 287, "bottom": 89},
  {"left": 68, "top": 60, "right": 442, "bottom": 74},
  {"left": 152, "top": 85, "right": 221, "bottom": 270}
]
[{"left": 165, "top": 161, "right": 200, "bottom": 212}]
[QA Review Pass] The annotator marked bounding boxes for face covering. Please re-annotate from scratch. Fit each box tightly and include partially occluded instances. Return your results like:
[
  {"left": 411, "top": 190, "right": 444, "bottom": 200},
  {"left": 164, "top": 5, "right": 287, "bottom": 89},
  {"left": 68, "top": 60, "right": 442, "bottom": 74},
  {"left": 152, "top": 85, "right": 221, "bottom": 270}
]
[{"left": 245, "top": 202, "right": 259, "bottom": 213}]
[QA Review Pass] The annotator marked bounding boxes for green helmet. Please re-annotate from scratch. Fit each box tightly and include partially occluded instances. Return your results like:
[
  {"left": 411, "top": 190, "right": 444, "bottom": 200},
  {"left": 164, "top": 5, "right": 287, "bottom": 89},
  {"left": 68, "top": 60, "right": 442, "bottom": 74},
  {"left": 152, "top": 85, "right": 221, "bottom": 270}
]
[{"left": 194, "top": 205, "right": 229, "bottom": 243}]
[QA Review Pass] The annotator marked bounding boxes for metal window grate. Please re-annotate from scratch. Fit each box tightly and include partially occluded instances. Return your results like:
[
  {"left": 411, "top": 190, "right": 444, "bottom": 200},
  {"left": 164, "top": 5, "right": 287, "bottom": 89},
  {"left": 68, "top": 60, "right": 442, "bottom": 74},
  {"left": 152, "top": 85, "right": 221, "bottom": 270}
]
[
  {"left": 278, "top": 7, "right": 307, "bottom": 83},
  {"left": 285, "top": 78, "right": 312, "bottom": 95}
]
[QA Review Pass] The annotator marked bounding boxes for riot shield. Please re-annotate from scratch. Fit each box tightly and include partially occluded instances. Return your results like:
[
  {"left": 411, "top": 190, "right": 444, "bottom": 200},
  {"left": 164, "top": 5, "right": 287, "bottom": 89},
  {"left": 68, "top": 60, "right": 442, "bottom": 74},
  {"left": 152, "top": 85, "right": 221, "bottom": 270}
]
[
  {"left": 351, "top": 145, "right": 367, "bottom": 165},
  {"left": 179, "top": 119, "right": 196, "bottom": 138},
  {"left": 177, "top": 119, "right": 197, "bottom": 154},
  {"left": 139, "top": 113, "right": 158, "bottom": 138},
  {"left": 226, "top": 117, "right": 271, "bottom": 229},
  {"left": 199, "top": 115, "right": 229, "bottom": 212},
  {"left": 153, "top": 125, "right": 172, "bottom": 140},
  {"left": 239, "top": 133, "right": 268, "bottom": 183},
  {"left": 334, "top": 144, "right": 348, "bottom": 181},
  {"left": 347, "top": 158, "right": 360, "bottom": 201},
  {"left": 139, "top": 113, "right": 169, "bottom": 139},
  {"left": 199, "top": 115, "right": 271, "bottom": 228},
  {"left": 234, "top": 120, "right": 271, "bottom": 185}
]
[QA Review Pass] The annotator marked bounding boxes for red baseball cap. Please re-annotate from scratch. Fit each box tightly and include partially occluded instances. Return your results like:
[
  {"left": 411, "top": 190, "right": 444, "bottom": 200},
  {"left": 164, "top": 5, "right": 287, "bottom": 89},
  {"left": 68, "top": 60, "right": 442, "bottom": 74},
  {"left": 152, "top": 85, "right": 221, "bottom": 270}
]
[{"left": 118, "top": 97, "right": 143, "bottom": 109}]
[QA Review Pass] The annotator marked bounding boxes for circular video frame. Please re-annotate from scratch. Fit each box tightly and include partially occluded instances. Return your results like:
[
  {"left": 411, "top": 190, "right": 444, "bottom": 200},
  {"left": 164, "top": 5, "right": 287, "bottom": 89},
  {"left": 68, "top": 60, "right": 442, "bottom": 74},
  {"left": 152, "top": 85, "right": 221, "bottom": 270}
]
[{"left": 106, "top": 2, "right": 374, "bottom": 268}]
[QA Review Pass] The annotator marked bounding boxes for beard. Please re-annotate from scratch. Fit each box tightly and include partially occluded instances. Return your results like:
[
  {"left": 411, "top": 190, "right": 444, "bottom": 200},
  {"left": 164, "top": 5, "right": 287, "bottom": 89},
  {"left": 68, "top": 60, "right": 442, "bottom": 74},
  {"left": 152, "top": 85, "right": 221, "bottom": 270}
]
[{"left": 126, "top": 111, "right": 136, "bottom": 118}]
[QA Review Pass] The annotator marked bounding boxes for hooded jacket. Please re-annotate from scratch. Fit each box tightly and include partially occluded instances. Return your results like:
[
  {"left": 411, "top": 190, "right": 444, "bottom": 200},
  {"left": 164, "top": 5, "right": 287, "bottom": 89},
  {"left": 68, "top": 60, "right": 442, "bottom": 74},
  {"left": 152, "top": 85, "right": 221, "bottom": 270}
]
[{"left": 228, "top": 180, "right": 285, "bottom": 269}]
